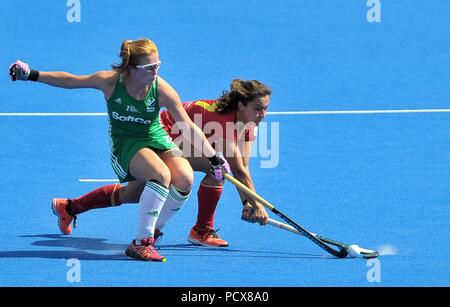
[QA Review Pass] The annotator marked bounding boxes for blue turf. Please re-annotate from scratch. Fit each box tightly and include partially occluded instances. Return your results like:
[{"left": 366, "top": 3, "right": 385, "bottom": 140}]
[{"left": 1, "top": 0, "right": 449, "bottom": 286}]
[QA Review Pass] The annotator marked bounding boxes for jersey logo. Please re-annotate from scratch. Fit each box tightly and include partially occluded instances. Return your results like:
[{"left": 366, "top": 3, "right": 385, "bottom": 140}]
[
  {"left": 114, "top": 98, "right": 122, "bottom": 104},
  {"left": 145, "top": 98, "right": 156, "bottom": 112},
  {"left": 126, "top": 105, "right": 140, "bottom": 113},
  {"left": 112, "top": 111, "right": 151, "bottom": 124},
  {"left": 194, "top": 100, "right": 218, "bottom": 112}
]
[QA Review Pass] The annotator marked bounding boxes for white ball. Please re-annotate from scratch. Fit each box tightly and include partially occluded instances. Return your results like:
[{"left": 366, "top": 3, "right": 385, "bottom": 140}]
[{"left": 347, "top": 244, "right": 361, "bottom": 258}]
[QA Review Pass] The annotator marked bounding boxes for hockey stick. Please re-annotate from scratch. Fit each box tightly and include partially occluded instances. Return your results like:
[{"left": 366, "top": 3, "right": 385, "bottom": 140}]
[
  {"left": 224, "top": 174, "right": 348, "bottom": 258},
  {"left": 266, "top": 218, "right": 379, "bottom": 259}
]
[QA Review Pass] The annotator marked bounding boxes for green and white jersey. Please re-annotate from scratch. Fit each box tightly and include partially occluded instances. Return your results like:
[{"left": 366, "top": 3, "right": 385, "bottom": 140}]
[
  {"left": 107, "top": 75, "right": 171, "bottom": 145},
  {"left": 106, "top": 75, "right": 175, "bottom": 183}
]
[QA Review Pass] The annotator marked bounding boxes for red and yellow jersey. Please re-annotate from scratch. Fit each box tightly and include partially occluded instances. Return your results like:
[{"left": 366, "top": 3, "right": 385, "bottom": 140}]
[{"left": 160, "top": 99, "right": 257, "bottom": 143}]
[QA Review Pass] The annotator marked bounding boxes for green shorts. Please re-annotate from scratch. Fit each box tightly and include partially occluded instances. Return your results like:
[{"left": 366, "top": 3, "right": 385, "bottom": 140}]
[{"left": 110, "top": 136, "right": 176, "bottom": 183}]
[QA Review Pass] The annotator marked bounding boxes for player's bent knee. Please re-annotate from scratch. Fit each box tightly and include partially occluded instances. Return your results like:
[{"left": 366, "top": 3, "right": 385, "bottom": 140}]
[
  {"left": 171, "top": 170, "right": 194, "bottom": 193},
  {"left": 181, "top": 171, "right": 194, "bottom": 191},
  {"left": 175, "top": 179, "right": 193, "bottom": 194},
  {"left": 154, "top": 168, "right": 171, "bottom": 187}
]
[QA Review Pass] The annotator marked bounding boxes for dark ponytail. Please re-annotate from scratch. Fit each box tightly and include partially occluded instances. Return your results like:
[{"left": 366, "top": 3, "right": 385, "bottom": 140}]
[{"left": 216, "top": 79, "right": 271, "bottom": 114}]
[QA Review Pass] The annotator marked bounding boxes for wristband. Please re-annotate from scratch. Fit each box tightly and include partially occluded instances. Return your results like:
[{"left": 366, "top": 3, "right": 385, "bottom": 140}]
[{"left": 28, "top": 70, "right": 39, "bottom": 81}]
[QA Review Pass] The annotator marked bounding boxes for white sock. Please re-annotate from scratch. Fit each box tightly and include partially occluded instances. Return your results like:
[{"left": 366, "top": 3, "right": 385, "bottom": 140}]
[
  {"left": 135, "top": 181, "right": 169, "bottom": 243},
  {"left": 155, "top": 185, "right": 191, "bottom": 231}
]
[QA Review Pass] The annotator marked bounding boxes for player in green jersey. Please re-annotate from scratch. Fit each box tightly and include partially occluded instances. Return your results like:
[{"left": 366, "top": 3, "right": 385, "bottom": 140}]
[{"left": 9, "top": 38, "right": 230, "bottom": 262}]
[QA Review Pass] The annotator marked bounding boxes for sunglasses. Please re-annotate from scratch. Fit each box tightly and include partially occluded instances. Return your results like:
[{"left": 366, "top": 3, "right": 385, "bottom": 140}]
[{"left": 135, "top": 61, "right": 161, "bottom": 72}]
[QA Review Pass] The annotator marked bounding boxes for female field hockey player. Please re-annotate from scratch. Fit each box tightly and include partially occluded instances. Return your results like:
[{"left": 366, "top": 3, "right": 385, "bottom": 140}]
[
  {"left": 29, "top": 79, "right": 272, "bottom": 247},
  {"left": 159, "top": 79, "right": 272, "bottom": 247},
  {"left": 9, "top": 38, "right": 230, "bottom": 262}
]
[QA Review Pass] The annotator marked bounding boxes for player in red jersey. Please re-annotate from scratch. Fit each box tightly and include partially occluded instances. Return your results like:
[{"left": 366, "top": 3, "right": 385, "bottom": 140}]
[{"left": 50, "top": 79, "right": 271, "bottom": 247}]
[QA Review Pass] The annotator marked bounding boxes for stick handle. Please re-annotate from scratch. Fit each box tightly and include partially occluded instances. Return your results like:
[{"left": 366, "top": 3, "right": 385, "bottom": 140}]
[
  {"left": 225, "top": 173, "right": 348, "bottom": 258},
  {"left": 224, "top": 174, "right": 377, "bottom": 258},
  {"left": 225, "top": 173, "right": 350, "bottom": 258},
  {"left": 267, "top": 218, "right": 305, "bottom": 236},
  {"left": 267, "top": 218, "right": 346, "bottom": 248},
  {"left": 268, "top": 219, "right": 378, "bottom": 258}
]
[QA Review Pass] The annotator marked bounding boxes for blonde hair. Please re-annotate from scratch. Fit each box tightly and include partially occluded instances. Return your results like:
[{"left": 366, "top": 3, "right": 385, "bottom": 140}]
[
  {"left": 112, "top": 38, "right": 158, "bottom": 73},
  {"left": 216, "top": 79, "right": 272, "bottom": 114}
]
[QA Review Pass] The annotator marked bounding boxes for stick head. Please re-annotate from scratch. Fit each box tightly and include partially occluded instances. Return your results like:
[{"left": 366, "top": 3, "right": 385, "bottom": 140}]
[
  {"left": 361, "top": 251, "right": 379, "bottom": 259},
  {"left": 347, "top": 244, "right": 362, "bottom": 258},
  {"left": 346, "top": 244, "right": 379, "bottom": 259}
]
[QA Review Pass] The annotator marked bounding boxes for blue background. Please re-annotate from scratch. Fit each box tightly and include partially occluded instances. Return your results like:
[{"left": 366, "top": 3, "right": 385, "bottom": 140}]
[{"left": 0, "top": 0, "right": 449, "bottom": 286}]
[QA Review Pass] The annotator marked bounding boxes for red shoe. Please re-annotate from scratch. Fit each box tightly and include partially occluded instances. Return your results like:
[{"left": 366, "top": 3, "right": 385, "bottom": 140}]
[
  {"left": 125, "top": 238, "right": 167, "bottom": 262},
  {"left": 51, "top": 198, "right": 76, "bottom": 235},
  {"left": 187, "top": 227, "right": 229, "bottom": 247}
]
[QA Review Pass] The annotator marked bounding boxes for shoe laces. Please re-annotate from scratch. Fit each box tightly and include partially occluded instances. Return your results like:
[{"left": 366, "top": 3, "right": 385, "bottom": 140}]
[
  {"left": 206, "top": 228, "right": 221, "bottom": 239},
  {"left": 139, "top": 238, "right": 157, "bottom": 253},
  {"left": 144, "top": 244, "right": 157, "bottom": 255},
  {"left": 135, "top": 245, "right": 157, "bottom": 259}
]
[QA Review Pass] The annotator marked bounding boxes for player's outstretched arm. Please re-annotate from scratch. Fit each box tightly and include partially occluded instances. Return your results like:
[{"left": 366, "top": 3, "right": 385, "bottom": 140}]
[{"left": 9, "top": 60, "right": 114, "bottom": 92}]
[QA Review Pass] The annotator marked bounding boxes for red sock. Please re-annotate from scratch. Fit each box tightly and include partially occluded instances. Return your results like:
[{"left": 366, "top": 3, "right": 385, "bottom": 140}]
[
  {"left": 194, "top": 184, "right": 223, "bottom": 234},
  {"left": 70, "top": 184, "right": 123, "bottom": 215}
]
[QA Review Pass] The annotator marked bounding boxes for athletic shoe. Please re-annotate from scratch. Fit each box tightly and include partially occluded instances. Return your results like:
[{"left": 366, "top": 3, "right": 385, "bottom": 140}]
[
  {"left": 51, "top": 198, "right": 76, "bottom": 235},
  {"left": 125, "top": 238, "right": 167, "bottom": 262},
  {"left": 187, "top": 227, "right": 229, "bottom": 247}
]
